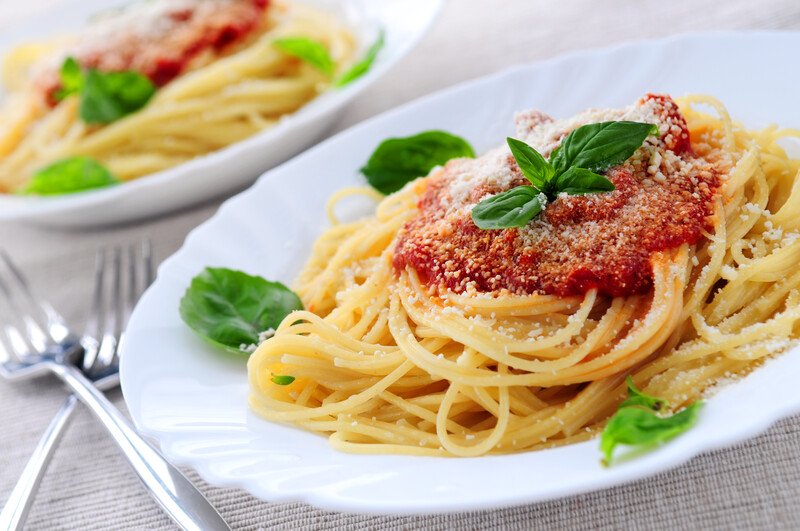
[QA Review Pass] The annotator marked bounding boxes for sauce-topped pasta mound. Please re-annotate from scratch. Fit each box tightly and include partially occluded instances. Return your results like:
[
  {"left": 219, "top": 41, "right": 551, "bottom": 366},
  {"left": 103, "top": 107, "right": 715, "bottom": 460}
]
[
  {"left": 243, "top": 94, "right": 800, "bottom": 459},
  {"left": 0, "top": 0, "right": 360, "bottom": 195}
]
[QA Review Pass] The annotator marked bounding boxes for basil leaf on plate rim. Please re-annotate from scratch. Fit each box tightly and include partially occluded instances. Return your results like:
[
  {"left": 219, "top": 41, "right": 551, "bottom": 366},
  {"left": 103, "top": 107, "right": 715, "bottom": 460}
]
[
  {"left": 179, "top": 267, "right": 303, "bottom": 355},
  {"left": 471, "top": 121, "right": 659, "bottom": 230},
  {"left": 361, "top": 130, "right": 475, "bottom": 195}
]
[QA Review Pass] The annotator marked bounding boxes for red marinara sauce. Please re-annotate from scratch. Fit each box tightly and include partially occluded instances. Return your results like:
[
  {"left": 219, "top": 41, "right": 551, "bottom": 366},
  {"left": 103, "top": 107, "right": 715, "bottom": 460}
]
[
  {"left": 36, "top": 0, "right": 269, "bottom": 104},
  {"left": 392, "top": 94, "right": 724, "bottom": 298}
]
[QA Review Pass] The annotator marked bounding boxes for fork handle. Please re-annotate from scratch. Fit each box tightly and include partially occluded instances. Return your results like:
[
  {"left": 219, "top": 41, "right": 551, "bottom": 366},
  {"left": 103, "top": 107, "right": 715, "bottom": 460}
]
[
  {"left": 47, "top": 363, "right": 231, "bottom": 531},
  {"left": 0, "top": 395, "right": 79, "bottom": 531}
]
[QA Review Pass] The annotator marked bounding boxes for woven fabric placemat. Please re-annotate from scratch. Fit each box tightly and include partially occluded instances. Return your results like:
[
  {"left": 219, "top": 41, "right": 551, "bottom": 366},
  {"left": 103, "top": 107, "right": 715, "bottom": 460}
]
[{"left": 1, "top": 0, "right": 800, "bottom": 528}]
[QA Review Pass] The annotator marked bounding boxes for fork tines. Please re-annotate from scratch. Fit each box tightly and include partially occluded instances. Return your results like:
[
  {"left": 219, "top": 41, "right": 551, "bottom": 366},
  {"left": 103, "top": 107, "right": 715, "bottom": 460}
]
[
  {"left": 82, "top": 241, "right": 154, "bottom": 375},
  {"left": 0, "top": 251, "right": 72, "bottom": 363},
  {"left": 0, "top": 242, "right": 154, "bottom": 372}
]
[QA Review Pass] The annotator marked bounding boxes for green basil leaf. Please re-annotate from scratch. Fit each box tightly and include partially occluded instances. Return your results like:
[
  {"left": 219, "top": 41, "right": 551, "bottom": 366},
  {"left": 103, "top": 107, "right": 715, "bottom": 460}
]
[
  {"left": 21, "top": 157, "right": 119, "bottom": 195},
  {"left": 506, "top": 137, "right": 553, "bottom": 190},
  {"left": 335, "top": 30, "right": 385, "bottom": 87},
  {"left": 619, "top": 376, "right": 668, "bottom": 411},
  {"left": 555, "top": 166, "right": 615, "bottom": 195},
  {"left": 271, "top": 374, "right": 296, "bottom": 385},
  {"left": 362, "top": 131, "right": 475, "bottom": 195},
  {"left": 471, "top": 186, "right": 543, "bottom": 230},
  {"left": 80, "top": 69, "right": 156, "bottom": 124},
  {"left": 472, "top": 121, "right": 655, "bottom": 231},
  {"left": 179, "top": 267, "right": 303, "bottom": 354},
  {"left": 273, "top": 37, "right": 334, "bottom": 76},
  {"left": 550, "top": 121, "right": 659, "bottom": 175},
  {"left": 55, "top": 57, "right": 83, "bottom": 101},
  {"left": 601, "top": 402, "right": 702, "bottom": 465}
]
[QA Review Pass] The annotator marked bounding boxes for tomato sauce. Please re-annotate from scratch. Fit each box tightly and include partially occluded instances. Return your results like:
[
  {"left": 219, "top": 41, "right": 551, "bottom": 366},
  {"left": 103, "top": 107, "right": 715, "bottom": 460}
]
[
  {"left": 37, "top": 0, "right": 269, "bottom": 104},
  {"left": 393, "top": 95, "right": 723, "bottom": 298}
]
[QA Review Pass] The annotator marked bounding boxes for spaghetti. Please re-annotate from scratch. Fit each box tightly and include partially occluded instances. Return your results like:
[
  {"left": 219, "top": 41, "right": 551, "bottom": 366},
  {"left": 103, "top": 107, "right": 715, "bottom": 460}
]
[
  {"left": 248, "top": 94, "right": 800, "bottom": 456},
  {"left": 0, "top": 0, "right": 356, "bottom": 192}
]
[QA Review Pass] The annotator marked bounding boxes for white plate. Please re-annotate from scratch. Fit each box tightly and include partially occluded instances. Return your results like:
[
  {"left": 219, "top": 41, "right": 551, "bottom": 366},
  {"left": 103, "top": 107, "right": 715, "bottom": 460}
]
[
  {"left": 0, "top": 0, "right": 442, "bottom": 228},
  {"left": 121, "top": 31, "right": 800, "bottom": 514}
]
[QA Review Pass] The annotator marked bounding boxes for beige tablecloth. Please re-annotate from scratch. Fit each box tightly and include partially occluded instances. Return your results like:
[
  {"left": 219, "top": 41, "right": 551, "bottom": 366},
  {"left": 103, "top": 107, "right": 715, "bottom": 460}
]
[{"left": 2, "top": 0, "right": 800, "bottom": 529}]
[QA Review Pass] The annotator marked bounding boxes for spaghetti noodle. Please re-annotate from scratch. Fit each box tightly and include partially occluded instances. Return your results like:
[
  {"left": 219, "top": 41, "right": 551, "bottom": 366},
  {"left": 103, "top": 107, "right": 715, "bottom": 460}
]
[
  {"left": 248, "top": 94, "right": 800, "bottom": 456},
  {"left": 0, "top": 0, "right": 356, "bottom": 192}
]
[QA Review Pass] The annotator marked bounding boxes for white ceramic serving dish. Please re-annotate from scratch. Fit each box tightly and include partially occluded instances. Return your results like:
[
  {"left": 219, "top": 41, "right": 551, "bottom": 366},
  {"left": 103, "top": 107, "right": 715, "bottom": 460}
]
[
  {"left": 120, "top": 31, "right": 800, "bottom": 514},
  {"left": 0, "top": 0, "right": 442, "bottom": 227}
]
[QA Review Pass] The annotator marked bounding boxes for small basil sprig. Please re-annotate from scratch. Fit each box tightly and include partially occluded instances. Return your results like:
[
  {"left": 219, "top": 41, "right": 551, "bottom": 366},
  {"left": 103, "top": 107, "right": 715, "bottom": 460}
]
[
  {"left": 362, "top": 131, "right": 475, "bottom": 194},
  {"left": 273, "top": 37, "right": 335, "bottom": 76},
  {"left": 179, "top": 267, "right": 303, "bottom": 354},
  {"left": 471, "top": 121, "right": 658, "bottom": 230},
  {"left": 56, "top": 57, "right": 156, "bottom": 124},
  {"left": 601, "top": 376, "right": 702, "bottom": 466},
  {"left": 21, "top": 156, "right": 119, "bottom": 195},
  {"left": 334, "top": 30, "right": 385, "bottom": 87}
]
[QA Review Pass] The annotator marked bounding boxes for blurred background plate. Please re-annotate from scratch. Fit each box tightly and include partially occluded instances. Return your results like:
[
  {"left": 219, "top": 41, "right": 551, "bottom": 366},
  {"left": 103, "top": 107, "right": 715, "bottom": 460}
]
[
  {"left": 120, "top": 31, "right": 800, "bottom": 514},
  {"left": 0, "top": 0, "right": 442, "bottom": 228}
]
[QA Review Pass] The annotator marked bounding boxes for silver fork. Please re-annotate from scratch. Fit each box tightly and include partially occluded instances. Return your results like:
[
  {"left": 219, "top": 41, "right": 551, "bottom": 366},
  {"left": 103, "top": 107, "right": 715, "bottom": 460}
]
[
  {"left": 0, "top": 247, "right": 230, "bottom": 531},
  {"left": 0, "top": 245, "right": 147, "bottom": 530}
]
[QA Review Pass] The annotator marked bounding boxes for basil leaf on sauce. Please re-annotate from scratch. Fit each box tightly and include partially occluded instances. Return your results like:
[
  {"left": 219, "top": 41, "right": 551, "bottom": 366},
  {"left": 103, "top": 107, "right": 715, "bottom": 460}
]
[
  {"left": 471, "top": 186, "right": 543, "bottom": 230},
  {"left": 506, "top": 136, "right": 554, "bottom": 190},
  {"left": 55, "top": 57, "right": 83, "bottom": 101},
  {"left": 179, "top": 267, "right": 303, "bottom": 354},
  {"left": 271, "top": 374, "right": 296, "bottom": 385},
  {"left": 472, "top": 121, "right": 657, "bottom": 230},
  {"left": 273, "top": 37, "right": 335, "bottom": 76},
  {"left": 334, "top": 30, "right": 385, "bottom": 87},
  {"left": 56, "top": 57, "right": 156, "bottom": 124},
  {"left": 601, "top": 402, "right": 702, "bottom": 466},
  {"left": 21, "top": 157, "right": 119, "bottom": 195},
  {"left": 549, "top": 121, "right": 659, "bottom": 175},
  {"left": 80, "top": 68, "right": 156, "bottom": 124},
  {"left": 619, "top": 376, "right": 668, "bottom": 411},
  {"left": 554, "top": 166, "right": 615, "bottom": 195},
  {"left": 362, "top": 131, "right": 475, "bottom": 195}
]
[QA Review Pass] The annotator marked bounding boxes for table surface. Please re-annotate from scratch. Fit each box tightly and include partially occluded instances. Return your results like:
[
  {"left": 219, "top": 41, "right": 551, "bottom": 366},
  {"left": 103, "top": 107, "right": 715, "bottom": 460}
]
[{"left": 2, "top": 0, "right": 800, "bottom": 529}]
